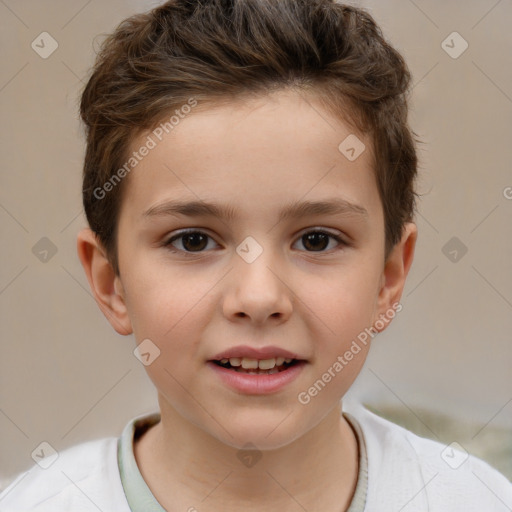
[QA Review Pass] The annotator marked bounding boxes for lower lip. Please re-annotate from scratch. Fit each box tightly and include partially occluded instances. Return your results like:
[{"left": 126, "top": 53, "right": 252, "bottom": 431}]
[{"left": 207, "top": 361, "right": 306, "bottom": 394}]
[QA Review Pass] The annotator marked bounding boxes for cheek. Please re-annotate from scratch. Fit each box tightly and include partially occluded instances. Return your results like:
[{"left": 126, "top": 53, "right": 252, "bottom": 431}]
[
  {"left": 122, "top": 262, "right": 220, "bottom": 377},
  {"left": 297, "top": 263, "right": 379, "bottom": 402},
  {"left": 122, "top": 257, "right": 200, "bottom": 336},
  {"left": 123, "top": 270, "right": 211, "bottom": 402},
  {"left": 304, "top": 265, "right": 380, "bottom": 344}
]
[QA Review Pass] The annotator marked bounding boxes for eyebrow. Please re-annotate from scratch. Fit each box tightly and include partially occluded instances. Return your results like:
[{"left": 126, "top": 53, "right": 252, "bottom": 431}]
[{"left": 142, "top": 197, "right": 368, "bottom": 223}]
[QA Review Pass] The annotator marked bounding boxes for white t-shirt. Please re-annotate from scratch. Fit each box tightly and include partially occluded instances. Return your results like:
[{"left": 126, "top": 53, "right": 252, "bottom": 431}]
[{"left": 1, "top": 400, "right": 511, "bottom": 511}]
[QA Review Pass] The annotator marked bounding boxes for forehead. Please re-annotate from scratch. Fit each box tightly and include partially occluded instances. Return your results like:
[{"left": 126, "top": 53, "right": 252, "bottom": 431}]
[{"left": 119, "top": 90, "right": 381, "bottom": 225}]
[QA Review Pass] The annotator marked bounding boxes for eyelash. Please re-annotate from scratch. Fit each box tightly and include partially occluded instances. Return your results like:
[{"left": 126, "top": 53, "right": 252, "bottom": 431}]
[{"left": 163, "top": 228, "right": 347, "bottom": 255}]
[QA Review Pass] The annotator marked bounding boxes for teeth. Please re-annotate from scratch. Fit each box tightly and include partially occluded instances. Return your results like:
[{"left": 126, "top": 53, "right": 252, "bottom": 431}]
[
  {"left": 241, "top": 358, "right": 259, "bottom": 369},
  {"left": 224, "top": 356, "right": 295, "bottom": 370},
  {"left": 240, "top": 357, "right": 277, "bottom": 370},
  {"left": 258, "top": 358, "right": 277, "bottom": 370}
]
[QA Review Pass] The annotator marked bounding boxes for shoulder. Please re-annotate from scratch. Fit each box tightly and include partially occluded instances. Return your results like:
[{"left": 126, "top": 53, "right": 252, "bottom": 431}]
[
  {"left": 343, "top": 400, "right": 512, "bottom": 511},
  {"left": 0, "top": 436, "right": 130, "bottom": 512}
]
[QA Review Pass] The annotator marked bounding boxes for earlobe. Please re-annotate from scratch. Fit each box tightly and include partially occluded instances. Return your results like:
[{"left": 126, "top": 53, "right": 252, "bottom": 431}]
[
  {"left": 374, "top": 222, "right": 417, "bottom": 332},
  {"left": 76, "top": 228, "right": 133, "bottom": 336}
]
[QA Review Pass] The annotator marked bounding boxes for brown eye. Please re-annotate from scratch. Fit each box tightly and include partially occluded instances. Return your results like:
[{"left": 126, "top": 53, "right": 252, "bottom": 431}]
[
  {"left": 165, "top": 230, "right": 215, "bottom": 252},
  {"left": 302, "top": 232, "right": 330, "bottom": 251},
  {"left": 164, "top": 228, "right": 345, "bottom": 255},
  {"left": 294, "top": 230, "right": 345, "bottom": 253}
]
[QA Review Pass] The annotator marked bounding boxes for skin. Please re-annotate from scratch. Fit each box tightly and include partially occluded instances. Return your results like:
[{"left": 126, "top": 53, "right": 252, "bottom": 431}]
[{"left": 77, "top": 89, "right": 417, "bottom": 512}]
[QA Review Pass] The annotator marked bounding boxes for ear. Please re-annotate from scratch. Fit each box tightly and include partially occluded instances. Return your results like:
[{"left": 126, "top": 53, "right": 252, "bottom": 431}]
[
  {"left": 373, "top": 222, "right": 417, "bottom": 332},
  {"left": 76, "top": 228, "right": 133, "bottom": 336}
]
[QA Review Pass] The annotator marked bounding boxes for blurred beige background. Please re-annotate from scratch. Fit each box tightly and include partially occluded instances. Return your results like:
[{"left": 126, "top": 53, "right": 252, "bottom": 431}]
[{"left": 1, "top": 0, "right": 511, "bottom": 487}]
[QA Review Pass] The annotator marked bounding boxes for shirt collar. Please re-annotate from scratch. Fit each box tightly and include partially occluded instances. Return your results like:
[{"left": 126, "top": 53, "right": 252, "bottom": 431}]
[
  {"left": 117, "top": 412, "right": 165, "bottom": 512},
  {"left": 117, "top": 410, "right": 368, "bottom": 512}
]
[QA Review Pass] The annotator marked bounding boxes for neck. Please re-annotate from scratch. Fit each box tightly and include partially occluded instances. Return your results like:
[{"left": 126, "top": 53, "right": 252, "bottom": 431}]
[{"left": 134, "top": 398, "right": 359, "bottom": 512}]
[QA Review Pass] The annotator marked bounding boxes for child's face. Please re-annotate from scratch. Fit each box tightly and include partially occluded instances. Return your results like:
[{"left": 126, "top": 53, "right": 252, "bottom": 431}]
[{"left": 85, "top": 90, "right": 415, "bottom": 449}]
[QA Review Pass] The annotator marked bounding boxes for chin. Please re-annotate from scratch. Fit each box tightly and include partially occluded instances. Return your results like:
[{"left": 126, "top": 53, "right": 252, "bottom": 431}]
[{"left": 207, "top": 409, "right": 308, "bottom": 451}]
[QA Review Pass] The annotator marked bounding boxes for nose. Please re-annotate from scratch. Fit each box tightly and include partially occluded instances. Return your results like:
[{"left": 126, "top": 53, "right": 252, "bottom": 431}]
[{"left": 222, "top": 244, "right": 293, "bottom": 325}]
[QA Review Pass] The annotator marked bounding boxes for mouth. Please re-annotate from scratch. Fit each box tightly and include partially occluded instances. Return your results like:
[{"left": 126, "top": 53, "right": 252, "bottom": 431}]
[
  {"left": 211, "top": 356, "right": 301, "bottom": 375},
  {"left": 207, "top": 347, "right": 308, "bottom": 394}
]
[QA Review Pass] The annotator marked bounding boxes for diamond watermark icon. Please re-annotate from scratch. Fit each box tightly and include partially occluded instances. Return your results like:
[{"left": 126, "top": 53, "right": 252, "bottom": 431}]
[
  {"left": 338, "top": 134, "right": 366, "bottom": 162},
  {"left": 441, "top": 441, "right": 469, "bottom": 469},
  {"left": 134, "top": 338, "right": 161, "bottom": 366},
  {"left": 31, "top": 32, "right": 59, "bottom": 59},
  {"left": 31, "top": 441, "right": 59, "bottom": 469},
  {"left": 236, "top": 236, "right": 263, "bottom": 264},
  {"left": 441, "top": 32, "right": 468, "bottom": 59},
  {"left": 442, "top": 236, "right": 468, "bottom": 263},
  {"left": 32, "top": 237, "right": 58, "bottom": 263},
  {"left": 236, "top": 443, "right": 262, "bottom": 468}
]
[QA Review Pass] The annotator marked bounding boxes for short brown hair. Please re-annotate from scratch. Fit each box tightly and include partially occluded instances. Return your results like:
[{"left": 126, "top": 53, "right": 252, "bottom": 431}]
[{"left": 80, "top": 0, "right": 418, "bottom": 275}]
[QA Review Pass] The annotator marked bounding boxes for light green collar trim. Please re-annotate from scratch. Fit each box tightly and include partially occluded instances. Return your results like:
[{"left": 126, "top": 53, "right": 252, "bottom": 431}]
[
  {"left": 117, "top": 412, "right": 165, "bottom": 512},
  {"left": 117, "top": 411, "right": 368, "bottom": 512},
  {"left": 344, "top": 412, "right": 369, "bottom": 512}
]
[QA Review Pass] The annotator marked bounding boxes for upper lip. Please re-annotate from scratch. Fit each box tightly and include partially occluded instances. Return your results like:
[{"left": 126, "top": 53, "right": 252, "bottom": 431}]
[{"left": 210, "top": 345, "right": 306, "bottom": 361}]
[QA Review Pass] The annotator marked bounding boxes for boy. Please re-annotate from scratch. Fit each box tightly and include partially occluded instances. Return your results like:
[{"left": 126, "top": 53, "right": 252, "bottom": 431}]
[{"left": 1, "top": 0, "right": 511, "bottom": 510}]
